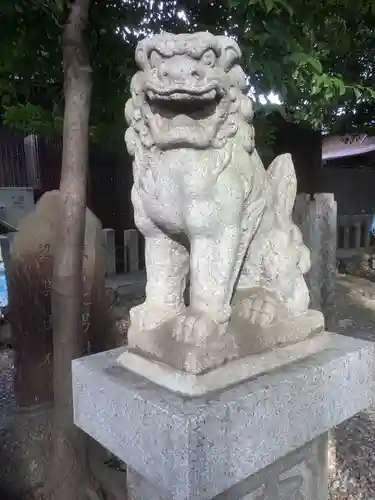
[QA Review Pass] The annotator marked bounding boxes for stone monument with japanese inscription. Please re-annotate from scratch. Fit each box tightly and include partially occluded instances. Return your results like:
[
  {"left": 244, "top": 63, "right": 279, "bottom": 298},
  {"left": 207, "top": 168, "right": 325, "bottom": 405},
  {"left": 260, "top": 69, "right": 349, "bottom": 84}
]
[
  {"left": 8, "top": 190, "right": 111, "bottom": 405},
  {"left": 73, "top": 33, "right": 375, "bottom": 500},
  {"left": 2, "top": 190, "right": 113, "bottom": 496}
]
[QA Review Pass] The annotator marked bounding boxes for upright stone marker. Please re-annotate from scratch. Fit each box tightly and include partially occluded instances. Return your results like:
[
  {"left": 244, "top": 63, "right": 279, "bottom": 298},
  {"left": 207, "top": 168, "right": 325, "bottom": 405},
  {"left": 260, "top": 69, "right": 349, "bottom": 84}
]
[
  {"left": 102, "top": 228, "right": 116, "bottom": 276},
  {"left": 294, "top": 193, "right": 337, "bottom": 331},
  {"left": 8, "top": 190, "right": 111, "bottom": 406},
  {"left": 73, "top": 32, "right": 375, "bottom": 500}
]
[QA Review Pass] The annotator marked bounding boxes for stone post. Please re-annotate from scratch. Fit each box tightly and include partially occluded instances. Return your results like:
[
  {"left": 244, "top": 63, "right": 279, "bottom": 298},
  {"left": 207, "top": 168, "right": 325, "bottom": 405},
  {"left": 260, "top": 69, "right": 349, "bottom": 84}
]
[
  {"left": 294, "top": 193, "right": 337, "bottom": 331},
  {"left": 123, "top": 229, "right": 139, "bottom": 272},
  {"left": 102, "top": 228, "right": 116, "bottom": 276}
]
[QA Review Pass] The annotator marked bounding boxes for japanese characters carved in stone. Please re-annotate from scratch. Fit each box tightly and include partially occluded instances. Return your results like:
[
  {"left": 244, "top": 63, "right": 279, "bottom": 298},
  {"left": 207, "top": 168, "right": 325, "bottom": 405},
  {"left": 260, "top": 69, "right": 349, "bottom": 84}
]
[{"left": 121, "top": 32, "right": 324, "bottom": 374}]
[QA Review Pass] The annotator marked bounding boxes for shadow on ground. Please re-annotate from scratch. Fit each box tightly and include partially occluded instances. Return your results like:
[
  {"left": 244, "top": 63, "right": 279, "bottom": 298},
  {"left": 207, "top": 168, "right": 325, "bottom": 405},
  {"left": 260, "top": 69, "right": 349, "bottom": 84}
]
[
  {"left": 335, "top": 275, "right": 375, "bottom": 341},
  {"left": 0, "top": 492, "right": 24, "bottom": 500},
  {"left": 330, "top": 274, "right": 375, "bottom": 499}
]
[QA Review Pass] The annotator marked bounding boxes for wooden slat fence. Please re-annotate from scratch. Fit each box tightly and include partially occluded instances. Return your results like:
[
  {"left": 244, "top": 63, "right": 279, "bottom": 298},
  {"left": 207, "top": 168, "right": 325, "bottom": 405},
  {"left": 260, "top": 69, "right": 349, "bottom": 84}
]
[{"left": 337, "top": 214, "right": 375, "bottom": 259}]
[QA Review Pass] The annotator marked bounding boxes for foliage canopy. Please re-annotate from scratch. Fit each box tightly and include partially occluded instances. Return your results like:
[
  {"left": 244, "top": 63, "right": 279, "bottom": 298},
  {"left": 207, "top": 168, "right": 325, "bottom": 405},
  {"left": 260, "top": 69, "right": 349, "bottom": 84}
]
[{"left": 0, "top": 0, "right": 374, "bottom": 144}]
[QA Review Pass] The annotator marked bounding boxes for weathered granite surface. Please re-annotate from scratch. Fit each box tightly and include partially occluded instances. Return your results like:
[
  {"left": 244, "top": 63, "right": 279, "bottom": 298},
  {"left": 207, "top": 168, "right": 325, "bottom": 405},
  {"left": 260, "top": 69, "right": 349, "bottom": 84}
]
[
  {"left": 294, "top": 193, "right": 337, "bottom": 332},
  {"left": 127, "top": 433, "right": 328, "bottom": 499},
  {"left": 118, "top": 329, "right": 330, "bottom": 396},
  {"left": 73, "top": 333, "right": 375, "bottom": 500},
  {"left": 122, "top": 32, "right": 322, "bottom": 375}
]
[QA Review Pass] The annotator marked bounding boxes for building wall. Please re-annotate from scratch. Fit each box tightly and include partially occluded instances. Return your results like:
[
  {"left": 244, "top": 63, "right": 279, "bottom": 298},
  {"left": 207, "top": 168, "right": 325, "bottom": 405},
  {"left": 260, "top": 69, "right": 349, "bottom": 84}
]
[
  {"left": 320, "top": 167, "right": 375, "bottom": 215},
  {"left": 270, "top": 115, "right": 322, "bottom": 195}
]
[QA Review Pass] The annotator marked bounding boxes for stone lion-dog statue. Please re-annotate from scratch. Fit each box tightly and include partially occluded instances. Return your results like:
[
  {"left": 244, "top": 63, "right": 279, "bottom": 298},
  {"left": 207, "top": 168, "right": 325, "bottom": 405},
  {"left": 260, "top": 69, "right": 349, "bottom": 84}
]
[{"left": 121, "top": 32, "right": 323, "bottom": 374}]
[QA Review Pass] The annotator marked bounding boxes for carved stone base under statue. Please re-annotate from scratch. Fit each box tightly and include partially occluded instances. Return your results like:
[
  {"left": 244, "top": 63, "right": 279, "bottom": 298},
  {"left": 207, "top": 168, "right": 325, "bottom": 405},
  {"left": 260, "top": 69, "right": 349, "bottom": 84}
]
[
  {"left": 118, "top": 322, "right": 325, "bottom": 396},
  {"left": 73, "top": 333, "right": 375, "bottom": 500}
]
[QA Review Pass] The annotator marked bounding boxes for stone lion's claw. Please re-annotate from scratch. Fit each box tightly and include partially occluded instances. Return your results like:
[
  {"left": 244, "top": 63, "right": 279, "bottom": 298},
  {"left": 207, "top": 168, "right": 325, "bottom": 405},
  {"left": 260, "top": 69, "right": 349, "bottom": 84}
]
[
  {"left": 173, "top": 313, "right": 228, "bottom": 346},
  {"left": 235, "top": 293, "right": 282, "bottom": 327},
  {"left": 130, "top": 302, "right": 183, "bottom": 331}
]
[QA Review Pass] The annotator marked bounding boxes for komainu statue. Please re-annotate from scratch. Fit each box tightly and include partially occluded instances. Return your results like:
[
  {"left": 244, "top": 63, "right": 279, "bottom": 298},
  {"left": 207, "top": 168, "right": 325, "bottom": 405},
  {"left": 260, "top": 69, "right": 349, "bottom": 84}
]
[{"left": 121, "top": 32, "right": 324, "bottom": 374}]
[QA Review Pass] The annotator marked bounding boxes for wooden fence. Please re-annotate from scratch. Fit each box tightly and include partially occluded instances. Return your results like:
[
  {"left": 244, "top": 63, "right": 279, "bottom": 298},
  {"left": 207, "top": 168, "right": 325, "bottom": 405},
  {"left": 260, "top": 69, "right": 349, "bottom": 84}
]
[
  {"left": 336, "top": 214, "right": 375, "bottom": 259},
  {"left": 0, "top": 128, "right": 134, "bottom": 242},
  {"left": 0, "top": 128, "right": 29, "bottom": 187},
  {"left": 102, "top": 228, "right": 143, "bottom": 276},
  {"left": 105, "top": 195, "right": 358, "bottom": 279}
]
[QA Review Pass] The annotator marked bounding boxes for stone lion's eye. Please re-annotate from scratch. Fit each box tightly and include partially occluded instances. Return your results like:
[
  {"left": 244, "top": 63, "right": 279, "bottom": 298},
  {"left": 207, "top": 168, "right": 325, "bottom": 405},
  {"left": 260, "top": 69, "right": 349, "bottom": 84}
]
[
  {"left": 201, "top": 49, "right": 216, "bottom": 67},
  {"left": 149, "top": 50, "right": 161, "bottom": 69}
]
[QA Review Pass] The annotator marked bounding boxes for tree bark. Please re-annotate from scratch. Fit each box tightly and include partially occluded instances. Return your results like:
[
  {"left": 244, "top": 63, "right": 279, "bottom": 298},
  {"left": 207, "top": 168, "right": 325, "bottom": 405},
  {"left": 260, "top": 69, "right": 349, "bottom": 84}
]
[{"left": 44, "top": 1, "right": 103, "bottom": 499}]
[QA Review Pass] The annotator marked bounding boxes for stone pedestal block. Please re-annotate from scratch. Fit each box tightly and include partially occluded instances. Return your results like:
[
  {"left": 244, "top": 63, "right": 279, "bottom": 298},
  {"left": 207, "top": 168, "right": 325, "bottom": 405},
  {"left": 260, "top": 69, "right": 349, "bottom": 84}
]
[
  {"left": 73, "top": 333, "right": 375, "bottom": 500},
  {"left": 127, "top": 433, "right": 328, "bottom": 500}
]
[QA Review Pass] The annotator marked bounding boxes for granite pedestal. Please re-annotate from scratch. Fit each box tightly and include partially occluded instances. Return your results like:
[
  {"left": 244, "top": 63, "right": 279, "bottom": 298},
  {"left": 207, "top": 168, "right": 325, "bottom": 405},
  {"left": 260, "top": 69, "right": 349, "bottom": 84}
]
[{"left": 73, "top": 333, "right": 375, "bottom": 500}]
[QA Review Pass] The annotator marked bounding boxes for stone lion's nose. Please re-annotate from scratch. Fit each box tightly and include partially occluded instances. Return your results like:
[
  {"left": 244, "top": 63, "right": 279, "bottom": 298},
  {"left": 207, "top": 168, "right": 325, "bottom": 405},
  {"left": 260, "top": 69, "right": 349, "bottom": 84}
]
[{"left": 159, "top": 64, "right": 205, "bottom": 82}]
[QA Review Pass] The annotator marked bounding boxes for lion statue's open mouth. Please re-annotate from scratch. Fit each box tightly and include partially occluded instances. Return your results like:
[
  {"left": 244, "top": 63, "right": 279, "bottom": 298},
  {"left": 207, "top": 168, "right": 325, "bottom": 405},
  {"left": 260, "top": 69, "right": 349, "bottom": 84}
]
[
  {"left": 145, "top": 85, "right": 226, "bottom": 141},
  {"left": 146, "top": 87, "right": 221, "bottom": 121}
]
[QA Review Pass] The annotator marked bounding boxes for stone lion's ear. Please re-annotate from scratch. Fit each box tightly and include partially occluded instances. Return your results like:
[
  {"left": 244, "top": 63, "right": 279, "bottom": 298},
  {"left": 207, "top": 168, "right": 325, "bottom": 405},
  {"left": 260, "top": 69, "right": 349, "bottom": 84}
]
[
  {"left": 125, "top": 100, "right": 134, "bottom": 125},
  {"left": 135, "top": 47, "right": 147, "bottom": 70},
  {"left": 223, "top": 48, "right": 240, "bottom": 70},
  {"left": 149, "top": 50, "right": 162, "bottom": 70},
  {"left": 135, "top": 38, "right": 151, "bottom": 70},
  {"left": 217, "top": 36, "right": 242, "bottom": 71}
]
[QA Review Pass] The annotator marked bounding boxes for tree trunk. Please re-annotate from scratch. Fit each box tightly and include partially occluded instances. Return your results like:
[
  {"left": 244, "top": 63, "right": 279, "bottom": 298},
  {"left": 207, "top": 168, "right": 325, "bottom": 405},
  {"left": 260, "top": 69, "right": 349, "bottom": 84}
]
[{"left": 44, "top": 1, "right": 103, "bottom": 499}]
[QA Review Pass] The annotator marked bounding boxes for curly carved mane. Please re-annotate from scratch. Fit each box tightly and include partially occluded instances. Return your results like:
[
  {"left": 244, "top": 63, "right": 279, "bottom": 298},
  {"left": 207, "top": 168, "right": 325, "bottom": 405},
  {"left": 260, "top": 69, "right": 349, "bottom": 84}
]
[{"left": 125, "top": 32, "right": 255, "bottom": 158}]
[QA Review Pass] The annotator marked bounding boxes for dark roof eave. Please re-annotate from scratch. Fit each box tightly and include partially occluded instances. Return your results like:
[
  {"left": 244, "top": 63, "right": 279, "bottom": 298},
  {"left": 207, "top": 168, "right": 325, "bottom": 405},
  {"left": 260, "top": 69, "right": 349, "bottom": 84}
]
[{"left": 0, "top": 219, "right": 18, "bottom": 234}]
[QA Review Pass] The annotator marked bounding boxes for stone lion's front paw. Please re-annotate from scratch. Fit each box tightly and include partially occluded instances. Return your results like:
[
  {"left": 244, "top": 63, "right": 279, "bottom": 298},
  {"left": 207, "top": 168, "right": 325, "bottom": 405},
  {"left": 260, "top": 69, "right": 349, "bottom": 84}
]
[
  {"left": 173, "top": 312, "right": 228, "bottom": 345},
  {"left": 130, "top": 302, "right": 184, "bottom": 331},
  {"left": 235, "top": 292, "right": 284, "bottom": 327}
]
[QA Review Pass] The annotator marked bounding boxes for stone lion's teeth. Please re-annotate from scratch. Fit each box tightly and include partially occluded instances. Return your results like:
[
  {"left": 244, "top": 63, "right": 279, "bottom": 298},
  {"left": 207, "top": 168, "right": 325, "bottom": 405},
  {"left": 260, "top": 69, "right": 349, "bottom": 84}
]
[
  {"left": 172, "top": 115, "right": 193, "bottom": 126},
  {"left": 154, "top": 113, "right": 164, "bottom": 128},
  {"left": 201, "top": 89, "right": 216, "bottom": 100}
]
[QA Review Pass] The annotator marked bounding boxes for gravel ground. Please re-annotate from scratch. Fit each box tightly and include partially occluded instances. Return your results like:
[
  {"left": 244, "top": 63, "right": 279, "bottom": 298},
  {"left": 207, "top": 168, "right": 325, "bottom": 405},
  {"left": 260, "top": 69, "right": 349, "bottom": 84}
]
[
  {"left": 0, "top": 348, "right": 15, "bottom": 431},
  {"left": 328, "top": 274, "right": 375, "bottom": 500},
  {"left": 1, "top": 274, "right": 375, "bottom": 498}
]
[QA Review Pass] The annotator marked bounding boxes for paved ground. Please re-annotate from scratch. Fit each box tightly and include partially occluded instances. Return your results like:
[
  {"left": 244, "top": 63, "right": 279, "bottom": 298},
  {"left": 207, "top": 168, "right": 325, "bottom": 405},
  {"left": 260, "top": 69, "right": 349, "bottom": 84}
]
[{"left": 1, "top": 273, "right": 375, "bottom": 498}]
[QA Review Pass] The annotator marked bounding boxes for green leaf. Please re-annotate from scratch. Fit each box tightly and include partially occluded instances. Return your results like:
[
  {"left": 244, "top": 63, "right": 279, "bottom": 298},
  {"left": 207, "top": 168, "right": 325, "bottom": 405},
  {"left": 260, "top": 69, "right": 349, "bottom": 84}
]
[
  {"left": 335, "top": 78, "right": 346, "bottom": 96},
  {"left": 311, "top": 74, "right": 325, "bottom": 95},
  {"left": 227, "top": 0, "right": 242, "bottom": 7},
  {"left": 365, "top": 86, "right": 375, "bottom": 98},
  {"left": 353, "top": 87, "right": 361, "bottom": 100},
  {"left": 307, "top": 57, "right": 322, "bottom": 74},
  {"left": 277, "top": 0, "right": 293, "bottom": 16},
  {"left": 255, "top": 32, "right": 270, "bottom": 46},
  {"left": 288, "top": 53, "right": 322, "bottom": 73},
  {"left": 264, "top": 0, "right": 275, "bottom": 13},
  {"left": 55, "top": 0, "right": 64, "bottom": 13}
]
